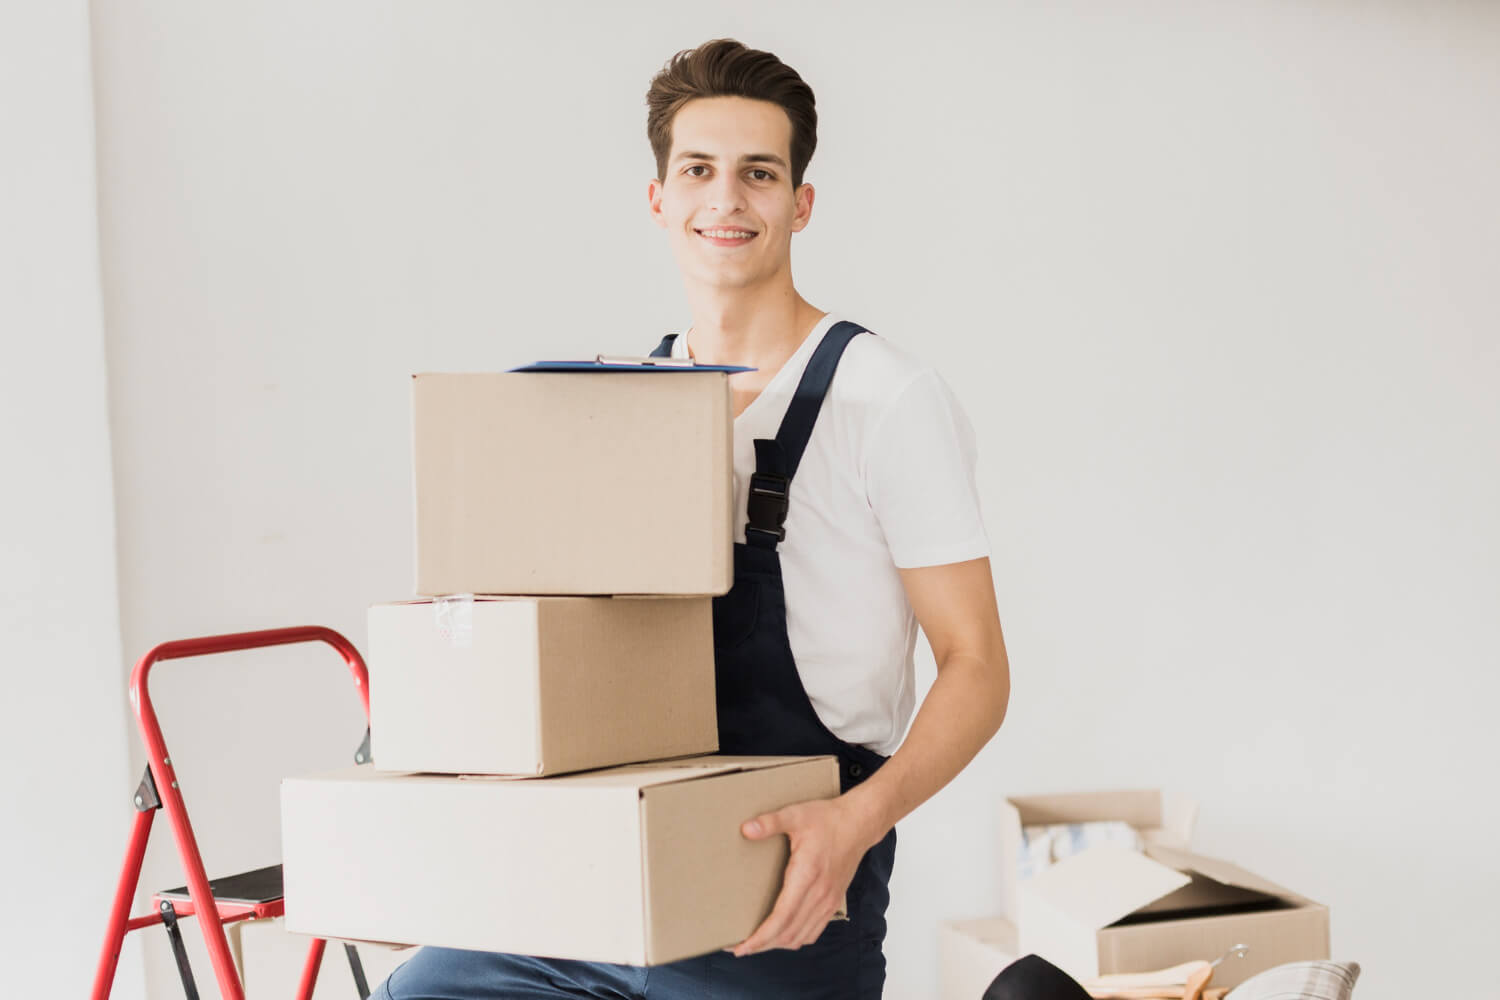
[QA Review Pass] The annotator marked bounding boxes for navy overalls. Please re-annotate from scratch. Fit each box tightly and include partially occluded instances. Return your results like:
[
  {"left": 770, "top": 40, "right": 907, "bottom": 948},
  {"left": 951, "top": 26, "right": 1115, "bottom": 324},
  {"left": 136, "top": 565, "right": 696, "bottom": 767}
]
[{"left": 375, "top": 321, "right": 898, "bottom": 999}]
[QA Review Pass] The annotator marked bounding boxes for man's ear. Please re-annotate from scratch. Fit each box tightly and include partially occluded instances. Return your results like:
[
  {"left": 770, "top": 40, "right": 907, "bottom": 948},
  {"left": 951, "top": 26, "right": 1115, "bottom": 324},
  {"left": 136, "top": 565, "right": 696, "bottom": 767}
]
[
  {"left": 647, "top": 178, "right": 667, "bottom": 229},
  {"left": 790, "top": 182, "right": 815, "bottom": 233}
]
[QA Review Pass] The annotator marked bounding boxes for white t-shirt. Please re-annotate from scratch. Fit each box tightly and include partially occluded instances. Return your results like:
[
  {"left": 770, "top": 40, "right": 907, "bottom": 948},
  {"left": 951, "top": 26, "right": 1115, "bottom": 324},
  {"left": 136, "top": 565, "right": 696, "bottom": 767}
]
[{"left": 672, "top": 313, "right": 989, "bottom": 754}]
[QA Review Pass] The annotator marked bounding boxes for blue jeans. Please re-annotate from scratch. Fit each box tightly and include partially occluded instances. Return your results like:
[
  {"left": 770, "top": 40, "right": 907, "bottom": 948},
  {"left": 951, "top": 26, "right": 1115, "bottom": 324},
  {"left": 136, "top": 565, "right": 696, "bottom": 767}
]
[
  {"left": 373, "top": 933, "right": 883, "bottom": 1000},
  {"left": 372, "top": 829, "right": 895, "bottom": 999}
]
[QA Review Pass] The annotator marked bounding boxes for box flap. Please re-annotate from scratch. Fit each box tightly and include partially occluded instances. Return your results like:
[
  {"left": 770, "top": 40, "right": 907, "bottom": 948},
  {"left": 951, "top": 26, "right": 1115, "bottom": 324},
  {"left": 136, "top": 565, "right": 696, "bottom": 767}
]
[
  {"left": 1025, "top": 845, "right": 1191, "bottom": 930},
  {"left": 1160, "top": 794, "right": 1198, "bottom": 846},
  {"left": 1007, "top": 789, "right": 1165, "bottom": 828},
  {"left": 601, "top": 754, "right": 833, "bottom": 790},
  {"left": 1143, "top": 846, "right": 1304, "bottom": 901},
  {"left": 423, "top": 755, "right": 832, "bottom": 791}
]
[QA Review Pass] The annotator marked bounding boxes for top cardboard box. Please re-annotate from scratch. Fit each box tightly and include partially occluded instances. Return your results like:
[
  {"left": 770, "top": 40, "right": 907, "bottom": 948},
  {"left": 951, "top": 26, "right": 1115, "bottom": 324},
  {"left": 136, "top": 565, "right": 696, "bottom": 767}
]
[{"left": 412, "top": 371, "right": 734, "bottom": 597}]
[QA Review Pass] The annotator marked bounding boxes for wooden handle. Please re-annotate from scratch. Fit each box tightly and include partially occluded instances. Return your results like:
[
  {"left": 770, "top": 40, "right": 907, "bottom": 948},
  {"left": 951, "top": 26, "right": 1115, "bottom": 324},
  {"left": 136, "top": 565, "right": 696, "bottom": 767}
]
[
  {"left": 1085, "top": 960, "right": 1210, "bottom": 992},
  {"left": 1183, "top": 965, "right": 1214, "bottom": 1000},
  {"left": 1085, "top": 986, "right": 1226, "bottom": 1000}
]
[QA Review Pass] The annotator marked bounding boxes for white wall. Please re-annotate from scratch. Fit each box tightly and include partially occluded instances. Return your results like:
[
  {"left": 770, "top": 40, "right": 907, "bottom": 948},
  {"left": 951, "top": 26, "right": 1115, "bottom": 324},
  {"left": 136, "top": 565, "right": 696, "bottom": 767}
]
[
  {"left": 84, "top": 2, "right": 1497, "bottom": 998},
  {"left": 0, "top": 2, "right": 143, "bottom": 997}
]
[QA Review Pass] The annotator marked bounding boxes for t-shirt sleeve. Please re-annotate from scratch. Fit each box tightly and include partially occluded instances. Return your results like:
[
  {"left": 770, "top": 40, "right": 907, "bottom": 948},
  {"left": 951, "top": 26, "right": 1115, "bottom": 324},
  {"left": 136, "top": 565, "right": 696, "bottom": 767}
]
[{"left": 863, "top": 368, "right": 990, "bottom": 569}]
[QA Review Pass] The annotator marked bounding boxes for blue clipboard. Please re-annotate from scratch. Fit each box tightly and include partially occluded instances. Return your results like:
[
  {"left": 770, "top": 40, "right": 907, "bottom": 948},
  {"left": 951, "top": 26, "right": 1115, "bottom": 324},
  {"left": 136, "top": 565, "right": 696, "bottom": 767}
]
[{"left": 509, "top": 354, "right": 754, "bottom": 374}]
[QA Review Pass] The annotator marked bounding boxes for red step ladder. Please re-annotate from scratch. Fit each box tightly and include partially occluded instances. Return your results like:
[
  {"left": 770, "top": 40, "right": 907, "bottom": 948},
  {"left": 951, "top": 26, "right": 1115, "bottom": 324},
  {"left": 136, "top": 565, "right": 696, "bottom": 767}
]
[{"left": 92, "top": 626, "right": 374, "bottom": 1000}]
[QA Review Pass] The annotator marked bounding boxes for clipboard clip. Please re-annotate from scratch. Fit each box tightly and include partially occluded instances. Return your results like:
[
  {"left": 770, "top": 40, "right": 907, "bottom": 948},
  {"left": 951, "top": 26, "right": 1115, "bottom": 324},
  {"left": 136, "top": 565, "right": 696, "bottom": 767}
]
[{"left": 594, "top": 354, "right": 696, "bottom": 368}]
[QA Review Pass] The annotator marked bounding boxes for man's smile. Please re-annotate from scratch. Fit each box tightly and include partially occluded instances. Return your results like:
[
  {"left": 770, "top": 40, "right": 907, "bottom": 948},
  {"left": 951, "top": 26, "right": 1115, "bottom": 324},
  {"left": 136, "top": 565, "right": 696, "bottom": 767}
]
[{"left": 695, "top": 226, "right": 759, "bottom": 246}]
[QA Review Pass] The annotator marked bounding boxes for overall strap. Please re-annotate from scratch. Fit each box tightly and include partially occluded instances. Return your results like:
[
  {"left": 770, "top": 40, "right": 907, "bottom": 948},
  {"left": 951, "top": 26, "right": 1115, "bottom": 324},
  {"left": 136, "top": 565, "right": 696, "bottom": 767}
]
[
  {"left": 649, "top": 333, "right": 678, "bottom": 358},
  {"left": 746, "top": 321, "right": 870, "bottom": 549}
]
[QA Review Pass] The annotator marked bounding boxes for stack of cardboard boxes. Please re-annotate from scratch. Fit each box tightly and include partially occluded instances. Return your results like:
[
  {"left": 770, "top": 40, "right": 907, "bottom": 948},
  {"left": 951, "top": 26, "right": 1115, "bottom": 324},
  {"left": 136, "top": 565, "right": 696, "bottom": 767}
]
[
  {"left": 940, "top": 790, "right": 1332, "bottom": 998},
  {"left": 280, "top": 368, "right": 842, "bottom": 966}
]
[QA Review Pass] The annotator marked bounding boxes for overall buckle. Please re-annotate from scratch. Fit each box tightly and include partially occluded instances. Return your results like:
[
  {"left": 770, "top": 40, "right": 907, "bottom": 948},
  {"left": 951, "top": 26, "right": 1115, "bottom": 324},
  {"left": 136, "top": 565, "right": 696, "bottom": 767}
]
[{"left": 746, "top": 472, "right": 790, "bottom": 543}]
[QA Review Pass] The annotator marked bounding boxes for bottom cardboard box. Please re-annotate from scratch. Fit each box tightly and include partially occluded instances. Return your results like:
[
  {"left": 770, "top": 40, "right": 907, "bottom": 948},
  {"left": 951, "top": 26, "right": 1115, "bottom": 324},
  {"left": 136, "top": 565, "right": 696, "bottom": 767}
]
[
  {"left": 939, "top": 917, "right": 1019, "bottom": 1000},
  {"left": 281, "top": 755, "right": 840, "bottom": 966}
]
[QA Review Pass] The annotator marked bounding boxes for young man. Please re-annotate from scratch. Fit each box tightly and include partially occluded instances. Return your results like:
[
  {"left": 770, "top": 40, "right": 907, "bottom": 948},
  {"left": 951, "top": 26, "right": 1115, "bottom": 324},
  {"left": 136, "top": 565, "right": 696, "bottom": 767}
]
[{"left": 375, "top": 38, "right": 1009, "bottom": 1000}]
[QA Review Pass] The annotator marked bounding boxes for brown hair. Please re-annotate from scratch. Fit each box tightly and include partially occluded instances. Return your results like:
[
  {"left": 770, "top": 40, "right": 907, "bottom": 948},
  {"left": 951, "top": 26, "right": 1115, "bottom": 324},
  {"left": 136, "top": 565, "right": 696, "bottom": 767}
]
[{"left": 646, "top": 39, "right": 817, "bottom": 188}]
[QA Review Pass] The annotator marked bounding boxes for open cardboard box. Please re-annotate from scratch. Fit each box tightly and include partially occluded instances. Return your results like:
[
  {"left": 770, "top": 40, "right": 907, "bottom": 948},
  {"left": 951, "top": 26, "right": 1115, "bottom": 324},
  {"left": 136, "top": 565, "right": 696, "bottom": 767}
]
[
  {"left": 939, "top": 790, "right": 1193, "bottom": 998},
  {"left": 282, "top": 755, "right": 841, "bottom": 966},
  {"left": 1000, "top": 788, "right": 1198, "bottom": 917},
  {"left": 1019, "top": 844, "right": 1329, "bottom": 990}
]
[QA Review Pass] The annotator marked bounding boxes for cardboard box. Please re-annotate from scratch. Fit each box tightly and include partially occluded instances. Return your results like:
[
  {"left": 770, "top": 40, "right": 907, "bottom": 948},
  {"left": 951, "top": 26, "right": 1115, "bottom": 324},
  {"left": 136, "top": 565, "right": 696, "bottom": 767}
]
[
  {"left": 939, "top": 917, "right": 1018, "bottom": 1000},
  {"left": 1018, "top": 844, "right": 1329, "bottom": 990},
  {"left": 1000, "top": 789, "right": 1197, "bottom": 917},
  {"left": 412, "top": 371, "right": 733, "bottom": 597},
  {"left": 281, "top": 755, "right": 841, "bottom": 966},
  {"left": 368, "top": 595, "right": 717, "bottom": 776}
]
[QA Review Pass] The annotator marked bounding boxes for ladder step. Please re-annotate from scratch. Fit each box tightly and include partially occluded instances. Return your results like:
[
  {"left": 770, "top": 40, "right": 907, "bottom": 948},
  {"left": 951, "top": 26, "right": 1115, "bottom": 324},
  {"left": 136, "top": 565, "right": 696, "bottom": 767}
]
[{"left": 158, "top": 864, "right": 284, "bottom": 906}]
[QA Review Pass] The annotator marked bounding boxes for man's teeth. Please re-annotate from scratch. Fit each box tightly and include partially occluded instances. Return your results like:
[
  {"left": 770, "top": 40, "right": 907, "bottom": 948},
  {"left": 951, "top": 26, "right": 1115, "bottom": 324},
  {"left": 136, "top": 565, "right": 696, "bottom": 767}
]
[{"left": 700, "top": 229, "right": 755, "bottom": 239}]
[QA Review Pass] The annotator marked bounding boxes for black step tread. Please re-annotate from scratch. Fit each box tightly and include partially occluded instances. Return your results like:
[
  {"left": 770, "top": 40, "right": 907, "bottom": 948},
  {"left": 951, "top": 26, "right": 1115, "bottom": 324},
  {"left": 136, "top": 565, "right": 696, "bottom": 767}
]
[{"left": 158, "top": 863, "right": 283, "bottom": 906}]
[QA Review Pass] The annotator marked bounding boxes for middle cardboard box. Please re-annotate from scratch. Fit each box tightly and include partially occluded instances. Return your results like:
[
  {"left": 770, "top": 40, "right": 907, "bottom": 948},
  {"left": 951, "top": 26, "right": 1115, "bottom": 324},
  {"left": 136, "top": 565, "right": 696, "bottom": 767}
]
[{"left": 369, "top": 594, "right": 718, "bottom": 776}]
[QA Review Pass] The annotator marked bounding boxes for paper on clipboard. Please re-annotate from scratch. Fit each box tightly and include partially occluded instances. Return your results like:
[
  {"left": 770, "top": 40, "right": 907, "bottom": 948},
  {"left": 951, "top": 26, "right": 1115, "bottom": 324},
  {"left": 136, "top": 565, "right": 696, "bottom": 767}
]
[{"left": 508, "top": 354, "right": 754, "bottom": 373}]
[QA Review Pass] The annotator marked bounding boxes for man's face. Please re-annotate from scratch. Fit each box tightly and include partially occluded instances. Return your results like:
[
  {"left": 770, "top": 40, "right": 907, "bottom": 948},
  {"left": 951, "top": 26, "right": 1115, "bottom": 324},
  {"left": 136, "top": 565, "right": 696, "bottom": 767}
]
[{"left": 648, "top": 96, "right": 814, "bottom": 292}]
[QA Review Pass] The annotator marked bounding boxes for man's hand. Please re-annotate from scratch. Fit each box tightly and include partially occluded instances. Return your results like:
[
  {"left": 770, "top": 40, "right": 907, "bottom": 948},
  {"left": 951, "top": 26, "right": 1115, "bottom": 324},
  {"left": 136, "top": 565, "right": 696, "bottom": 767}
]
[
  {"left": 729, "top": 556, "right": 1010, "bottom": 958},
  {"left": 730, "top": 794, "right": 880, "bottom": 957}
]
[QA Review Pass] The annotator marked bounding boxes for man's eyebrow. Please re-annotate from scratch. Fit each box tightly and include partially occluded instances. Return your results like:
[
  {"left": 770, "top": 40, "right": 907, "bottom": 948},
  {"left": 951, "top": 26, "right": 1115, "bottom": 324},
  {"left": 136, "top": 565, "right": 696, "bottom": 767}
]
[{"left": 671, "top": 150, "right": 789, "bottom": 169}]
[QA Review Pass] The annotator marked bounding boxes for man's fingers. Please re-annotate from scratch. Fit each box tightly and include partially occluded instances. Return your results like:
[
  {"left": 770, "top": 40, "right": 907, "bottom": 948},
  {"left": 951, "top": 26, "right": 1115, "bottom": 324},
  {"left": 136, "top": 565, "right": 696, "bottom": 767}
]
[
  {"left": 770, "top": 861, "right": 833, "bottom": 949},
  {"left": 733, "top": 902, "right": 789, "bottom": 956},
  {"left": 768, "top": 894, "right": 836, "bottom": 953},
  {"left": 742, "top": 807, "right": 788, "bottom": 840},
  {"left": 733, "top": 862, "right": 814, "bottom": 956},
  {"left": 787, "top": 892, "right": 840, "bottom": 949}
]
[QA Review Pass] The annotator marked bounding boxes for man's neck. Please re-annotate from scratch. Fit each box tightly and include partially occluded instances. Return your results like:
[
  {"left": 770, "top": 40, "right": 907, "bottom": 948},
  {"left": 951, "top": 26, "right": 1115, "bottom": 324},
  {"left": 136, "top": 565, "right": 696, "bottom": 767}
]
[{"left": 683, "top": 281, "right": 825, "bottom": 373}]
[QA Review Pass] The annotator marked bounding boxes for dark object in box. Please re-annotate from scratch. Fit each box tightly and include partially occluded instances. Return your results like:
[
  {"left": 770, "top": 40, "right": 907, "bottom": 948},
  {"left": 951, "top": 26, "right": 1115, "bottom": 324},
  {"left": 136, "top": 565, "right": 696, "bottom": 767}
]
[{"left": 1114, "top": 870, "right": 1294, "bottom": 926}]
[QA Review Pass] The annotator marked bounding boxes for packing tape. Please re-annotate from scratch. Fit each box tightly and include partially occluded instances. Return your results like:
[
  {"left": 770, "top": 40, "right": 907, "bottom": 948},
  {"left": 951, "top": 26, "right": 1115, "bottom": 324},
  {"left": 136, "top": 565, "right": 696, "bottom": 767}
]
[{"left": 433, "top": 594, "right": 474, "bottom": 649}]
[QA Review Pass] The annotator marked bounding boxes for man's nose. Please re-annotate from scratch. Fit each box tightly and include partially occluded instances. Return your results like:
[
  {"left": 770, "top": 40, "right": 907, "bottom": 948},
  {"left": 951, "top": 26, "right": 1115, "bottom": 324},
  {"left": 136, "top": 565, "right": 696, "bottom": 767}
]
[{"left": 708, "top": 173, "right": 749, "bottom": 214}]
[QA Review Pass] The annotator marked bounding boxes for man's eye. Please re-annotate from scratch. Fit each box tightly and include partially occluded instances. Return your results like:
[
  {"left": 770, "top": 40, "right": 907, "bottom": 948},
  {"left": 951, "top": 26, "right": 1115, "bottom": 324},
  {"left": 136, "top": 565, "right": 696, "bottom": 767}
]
[
  {"left": 750, "top": 169, "right": 774, "bottom": 181},
  {"left": 685, "top": 165, "right": 709, "bottom": 177}
]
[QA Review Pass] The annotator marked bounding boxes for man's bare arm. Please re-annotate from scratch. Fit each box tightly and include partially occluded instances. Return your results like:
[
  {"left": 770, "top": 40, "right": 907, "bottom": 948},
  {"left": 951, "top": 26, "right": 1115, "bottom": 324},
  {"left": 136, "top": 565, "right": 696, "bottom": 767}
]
[{"left": 842, "top": 555, "right": 1011, "bottom": 846}]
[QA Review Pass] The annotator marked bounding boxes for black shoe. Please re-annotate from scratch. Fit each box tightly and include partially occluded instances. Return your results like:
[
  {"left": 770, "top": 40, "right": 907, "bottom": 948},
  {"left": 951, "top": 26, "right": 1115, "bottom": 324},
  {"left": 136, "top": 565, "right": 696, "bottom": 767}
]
[{"left": 983, "top": 954, "right": 1092, "bottom": 1000}]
